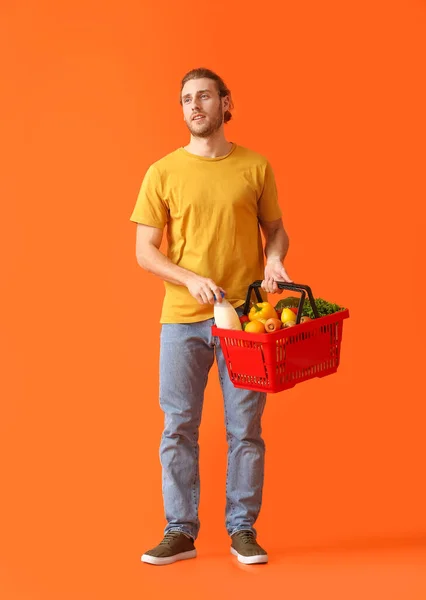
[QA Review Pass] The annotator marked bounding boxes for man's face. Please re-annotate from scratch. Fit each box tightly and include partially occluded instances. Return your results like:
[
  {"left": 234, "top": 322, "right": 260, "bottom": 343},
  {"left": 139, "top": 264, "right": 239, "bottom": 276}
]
[{"left": 181, "top": 78, "right": 228, "bottom": 138}]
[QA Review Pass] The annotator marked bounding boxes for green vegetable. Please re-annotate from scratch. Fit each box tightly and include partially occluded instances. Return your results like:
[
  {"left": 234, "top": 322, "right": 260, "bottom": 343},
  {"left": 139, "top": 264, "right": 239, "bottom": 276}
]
[
  {"left": 275, "top": 296, "right": 345, "bottom": 319},
  {"left": 274, "top": 296, "right": 300, "bottom": 310},
  {"left": 300, "top": 297, "right": 346, "bottom": 319}
]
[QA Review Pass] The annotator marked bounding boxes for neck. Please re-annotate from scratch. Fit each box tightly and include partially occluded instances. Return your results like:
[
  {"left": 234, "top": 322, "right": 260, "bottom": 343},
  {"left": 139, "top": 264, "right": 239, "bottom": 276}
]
[{"left": 184, "top": 130, "right": 233, "bottom": 158}]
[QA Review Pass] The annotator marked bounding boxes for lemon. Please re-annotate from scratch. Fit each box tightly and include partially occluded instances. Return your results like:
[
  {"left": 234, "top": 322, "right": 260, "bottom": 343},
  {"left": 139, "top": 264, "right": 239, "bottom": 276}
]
[{"left": 280, "top": 308, "right": 297, "bottom": 325}]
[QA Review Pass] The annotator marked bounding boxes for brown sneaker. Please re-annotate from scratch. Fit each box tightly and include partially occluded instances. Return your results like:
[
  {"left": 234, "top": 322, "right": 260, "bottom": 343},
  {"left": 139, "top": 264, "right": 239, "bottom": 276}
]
[
  {"left": 141, "top": 531, "right": 197, "bottom": 566},
  {"left": 231, "top": 530, "right": 268, "bottom": 564}
]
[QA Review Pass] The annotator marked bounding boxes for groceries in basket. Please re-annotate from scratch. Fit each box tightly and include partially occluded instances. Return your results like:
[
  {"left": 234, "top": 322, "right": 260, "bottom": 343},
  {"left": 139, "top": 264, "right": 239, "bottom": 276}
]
[
  {"left": 211, "top": 280, "right": 350, "bottom": 393},
  {"left": 239, "top": 296, "right": 347, "bottom": 333}
]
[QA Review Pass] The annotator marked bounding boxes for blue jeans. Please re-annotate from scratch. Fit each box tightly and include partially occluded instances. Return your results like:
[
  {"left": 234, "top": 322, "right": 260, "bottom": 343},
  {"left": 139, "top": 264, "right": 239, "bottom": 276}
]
[{"left": 159, "top": 309, "right": 267, "bottom": 541}]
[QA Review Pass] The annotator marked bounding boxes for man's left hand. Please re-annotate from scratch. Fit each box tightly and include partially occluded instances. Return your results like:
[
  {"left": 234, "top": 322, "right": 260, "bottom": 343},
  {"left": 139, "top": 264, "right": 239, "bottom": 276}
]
[{"left": 261, "top": 259, "right": 293, "bottom": 294}]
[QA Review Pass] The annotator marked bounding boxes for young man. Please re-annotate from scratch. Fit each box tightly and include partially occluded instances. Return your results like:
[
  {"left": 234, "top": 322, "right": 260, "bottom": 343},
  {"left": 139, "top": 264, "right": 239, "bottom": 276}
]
[{"left": 130, "top": 68, "right": 292, "bottom": 566}]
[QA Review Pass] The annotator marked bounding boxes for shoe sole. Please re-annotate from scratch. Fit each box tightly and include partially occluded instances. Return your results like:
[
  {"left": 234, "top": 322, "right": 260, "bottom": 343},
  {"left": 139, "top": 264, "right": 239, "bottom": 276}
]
[
  {"left": 230, "top": 547, "right": 268, "bottom": 564},
  {"left": 141, "top": 549, "right": 197, "bottom": 566}
]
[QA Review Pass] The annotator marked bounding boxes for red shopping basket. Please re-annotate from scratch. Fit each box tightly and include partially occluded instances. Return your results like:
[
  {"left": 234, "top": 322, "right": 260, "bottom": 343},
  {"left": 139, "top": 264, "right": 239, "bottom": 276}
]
[{"left": 211, "top": 280, "right": 350, "bottom": 393}]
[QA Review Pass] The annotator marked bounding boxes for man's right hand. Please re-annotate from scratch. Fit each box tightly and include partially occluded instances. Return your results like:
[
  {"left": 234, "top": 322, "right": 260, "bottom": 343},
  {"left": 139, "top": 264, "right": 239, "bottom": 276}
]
[{"left": 186, "top": 275, "right": 226, "bottom": 305}]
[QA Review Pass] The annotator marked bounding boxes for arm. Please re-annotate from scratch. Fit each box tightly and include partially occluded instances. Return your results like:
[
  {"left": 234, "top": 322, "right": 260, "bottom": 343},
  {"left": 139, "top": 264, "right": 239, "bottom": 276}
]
[
  {"left": 261, "top": 217, "right": 290, "bottom": 263},
  {"left": 136, "top": 223, "right": 192, "bottom": 286},
  {"left": 259, "top": 218, "right": 293, "bottom": 293},
  {"left": 135, "top": 223, "right": 225, "bottom": 304}
]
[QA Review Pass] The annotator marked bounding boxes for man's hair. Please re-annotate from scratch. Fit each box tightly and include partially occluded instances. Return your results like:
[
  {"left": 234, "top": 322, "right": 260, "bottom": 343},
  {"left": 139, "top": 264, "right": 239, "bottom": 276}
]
[{"left": 180, "top": 68, "right": 234, "bottom": 124}]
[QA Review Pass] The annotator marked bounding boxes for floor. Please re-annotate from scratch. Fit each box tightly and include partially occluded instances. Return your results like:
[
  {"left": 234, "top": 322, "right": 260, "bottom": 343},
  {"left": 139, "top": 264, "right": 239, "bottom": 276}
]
[{"left": 2, "top": 536, "right": 425, "bottom": 599}]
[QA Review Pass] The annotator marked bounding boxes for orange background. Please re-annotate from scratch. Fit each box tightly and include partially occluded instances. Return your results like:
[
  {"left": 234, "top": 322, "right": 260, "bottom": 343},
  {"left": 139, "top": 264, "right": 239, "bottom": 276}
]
[{"left": 1, "top": 1, "right": 425, "bottom": 599}]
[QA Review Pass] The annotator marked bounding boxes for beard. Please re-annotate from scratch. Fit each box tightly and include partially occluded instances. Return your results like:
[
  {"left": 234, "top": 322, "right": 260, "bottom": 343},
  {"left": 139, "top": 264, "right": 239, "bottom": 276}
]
[{"left": 186, "top": 106, "right": 224, "bottom": 138}]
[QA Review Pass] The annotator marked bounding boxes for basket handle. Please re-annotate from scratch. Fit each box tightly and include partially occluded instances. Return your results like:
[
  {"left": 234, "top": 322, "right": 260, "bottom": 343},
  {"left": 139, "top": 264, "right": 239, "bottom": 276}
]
[{"left": 242, "top": 280, "right": 320, "bottom": 323}]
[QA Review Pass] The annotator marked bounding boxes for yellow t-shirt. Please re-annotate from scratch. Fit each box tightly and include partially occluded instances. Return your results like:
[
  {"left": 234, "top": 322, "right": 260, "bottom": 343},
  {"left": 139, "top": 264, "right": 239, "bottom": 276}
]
[{"left": 130, "top": 143, "right": 282, "bottom": 323}]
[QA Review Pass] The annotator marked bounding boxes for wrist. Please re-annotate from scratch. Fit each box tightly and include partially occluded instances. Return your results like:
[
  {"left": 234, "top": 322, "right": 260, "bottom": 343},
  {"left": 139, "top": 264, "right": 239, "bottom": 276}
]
[
  {"left": 266, "top": 256, "right": 282, "bottom": 265},
  {"left": 181, "top": 270, "right": 197, "bottom": 287}
]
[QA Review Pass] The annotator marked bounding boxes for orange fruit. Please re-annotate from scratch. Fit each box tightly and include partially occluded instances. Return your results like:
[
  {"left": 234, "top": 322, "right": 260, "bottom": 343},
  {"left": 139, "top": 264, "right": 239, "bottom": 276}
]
[{"left": 244, "top": 320, "right": 266, "bottom": 334}]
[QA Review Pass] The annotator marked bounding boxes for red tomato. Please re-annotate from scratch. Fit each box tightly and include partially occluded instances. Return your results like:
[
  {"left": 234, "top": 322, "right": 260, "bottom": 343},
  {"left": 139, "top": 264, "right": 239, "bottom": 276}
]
[{"left": 290, "top": 307, "right": 298, "bottom": 315}]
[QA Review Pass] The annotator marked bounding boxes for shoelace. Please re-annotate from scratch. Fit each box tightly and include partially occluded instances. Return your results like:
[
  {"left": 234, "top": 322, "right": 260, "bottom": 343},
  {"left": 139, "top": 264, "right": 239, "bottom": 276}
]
[
  {"left": 238, "top": 531, "right": 256, "bottom": 544},
  {"left": 160, "top": 531, "right": 184, "bottom": 545}
]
